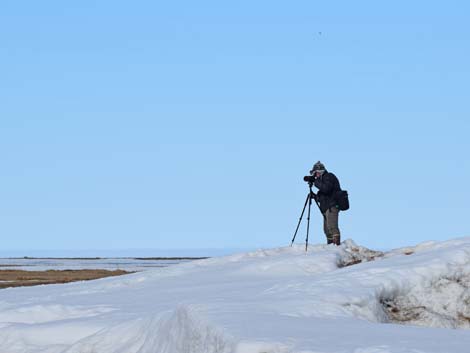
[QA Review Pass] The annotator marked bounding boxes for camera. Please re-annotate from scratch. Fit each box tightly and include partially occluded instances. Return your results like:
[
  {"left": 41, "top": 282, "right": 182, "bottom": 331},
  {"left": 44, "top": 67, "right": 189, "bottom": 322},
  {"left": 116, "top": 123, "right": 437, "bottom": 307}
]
[
  {"left": 303, "top": 175, "right": 315, "bottom": 183},
  {"left": 303, "top": 175, "right": 315, "bottom": 186}
]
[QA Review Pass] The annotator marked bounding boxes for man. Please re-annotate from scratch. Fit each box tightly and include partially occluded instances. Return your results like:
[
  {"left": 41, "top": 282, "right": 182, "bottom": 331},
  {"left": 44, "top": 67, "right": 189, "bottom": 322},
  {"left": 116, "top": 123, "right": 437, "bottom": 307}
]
[{"left": 304, "top": 161, "right": 342, "bottom": 245}]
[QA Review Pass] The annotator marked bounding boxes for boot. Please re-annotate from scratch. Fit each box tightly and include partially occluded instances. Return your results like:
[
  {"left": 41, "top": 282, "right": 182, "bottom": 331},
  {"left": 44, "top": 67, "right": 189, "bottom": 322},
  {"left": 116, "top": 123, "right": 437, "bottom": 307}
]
[{"left": 332, "top": 234, "right": 341, "bottom": 246}]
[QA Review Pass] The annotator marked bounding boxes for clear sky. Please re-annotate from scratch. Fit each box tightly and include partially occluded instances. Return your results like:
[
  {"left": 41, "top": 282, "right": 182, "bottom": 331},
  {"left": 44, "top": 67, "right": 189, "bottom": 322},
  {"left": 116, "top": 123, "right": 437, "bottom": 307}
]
[{"left": 1, "top": 1, "right": 469, "bottom": 255}]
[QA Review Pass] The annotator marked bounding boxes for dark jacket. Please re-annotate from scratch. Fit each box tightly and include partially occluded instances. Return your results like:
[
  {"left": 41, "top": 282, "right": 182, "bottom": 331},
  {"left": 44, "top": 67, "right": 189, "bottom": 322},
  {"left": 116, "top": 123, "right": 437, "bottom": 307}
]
[{"left": 313, "top": 171, "right": 341, "bottom": 213}]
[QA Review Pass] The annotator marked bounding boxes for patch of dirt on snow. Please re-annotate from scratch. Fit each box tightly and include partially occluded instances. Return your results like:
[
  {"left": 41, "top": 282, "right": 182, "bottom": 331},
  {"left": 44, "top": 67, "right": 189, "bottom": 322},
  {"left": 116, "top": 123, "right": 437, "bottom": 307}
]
[
  {"left": 0, "top": 269, "right": 131, "bottom": 289},
  {"left": 381, "top": 272, "right": 470, "bottom": 329},
  {"left": 338, "top": 240, "right": 384, "bottom": 268}
]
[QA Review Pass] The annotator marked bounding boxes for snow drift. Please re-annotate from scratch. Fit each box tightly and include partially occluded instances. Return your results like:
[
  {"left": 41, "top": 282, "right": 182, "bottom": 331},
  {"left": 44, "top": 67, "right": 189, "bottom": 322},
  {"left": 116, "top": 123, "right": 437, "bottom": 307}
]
[{"left": 0, "top": 237, "right": 470, "bottom": 353}]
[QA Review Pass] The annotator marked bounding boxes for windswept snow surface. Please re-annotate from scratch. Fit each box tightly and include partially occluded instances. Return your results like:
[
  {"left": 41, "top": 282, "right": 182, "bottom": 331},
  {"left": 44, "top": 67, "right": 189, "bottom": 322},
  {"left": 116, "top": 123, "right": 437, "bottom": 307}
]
[{"left": 0, "top": 238, "right": 470, "bottom": 353}]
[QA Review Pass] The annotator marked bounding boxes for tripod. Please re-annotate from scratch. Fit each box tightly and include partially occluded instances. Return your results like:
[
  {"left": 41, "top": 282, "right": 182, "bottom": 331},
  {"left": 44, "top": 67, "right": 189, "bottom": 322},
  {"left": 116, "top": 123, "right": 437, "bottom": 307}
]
[{"left": 290, "top": 184, "right": 320, "bottom": 251}]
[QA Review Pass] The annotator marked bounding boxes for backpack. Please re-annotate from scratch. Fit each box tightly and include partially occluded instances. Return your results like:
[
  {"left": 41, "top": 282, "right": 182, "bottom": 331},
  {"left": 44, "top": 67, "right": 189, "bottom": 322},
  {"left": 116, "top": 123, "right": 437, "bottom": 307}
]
[{"left": 335, "top": 190, "right": 350, "bottom": 211}]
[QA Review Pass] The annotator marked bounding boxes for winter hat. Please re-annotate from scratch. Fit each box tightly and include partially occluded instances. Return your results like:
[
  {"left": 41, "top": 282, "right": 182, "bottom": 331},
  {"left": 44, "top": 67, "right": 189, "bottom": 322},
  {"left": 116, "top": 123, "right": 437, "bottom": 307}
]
[{"left": 310, "top": 161, "right": 326, "bottom": 175}]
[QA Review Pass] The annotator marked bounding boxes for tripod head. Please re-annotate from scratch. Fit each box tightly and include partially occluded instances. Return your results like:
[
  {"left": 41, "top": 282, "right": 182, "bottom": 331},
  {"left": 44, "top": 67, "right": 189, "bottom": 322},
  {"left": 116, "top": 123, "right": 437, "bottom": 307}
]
[{"left": 308, "top": 185, "right": 317, "bottom": 203}]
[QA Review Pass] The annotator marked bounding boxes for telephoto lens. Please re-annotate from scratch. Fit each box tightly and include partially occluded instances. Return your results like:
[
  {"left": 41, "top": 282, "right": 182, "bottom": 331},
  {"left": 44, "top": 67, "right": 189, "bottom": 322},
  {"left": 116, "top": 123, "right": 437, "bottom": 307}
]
[{"left": 303, "top": 175, "right": 314, "bottom": 183}]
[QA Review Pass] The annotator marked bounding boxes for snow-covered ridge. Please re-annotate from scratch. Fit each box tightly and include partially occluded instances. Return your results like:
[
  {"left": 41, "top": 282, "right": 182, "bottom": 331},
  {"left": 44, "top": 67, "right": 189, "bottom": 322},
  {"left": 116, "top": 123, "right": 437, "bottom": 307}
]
[{"left": 0, "top": 238, "right": 469, "bottom": 353}]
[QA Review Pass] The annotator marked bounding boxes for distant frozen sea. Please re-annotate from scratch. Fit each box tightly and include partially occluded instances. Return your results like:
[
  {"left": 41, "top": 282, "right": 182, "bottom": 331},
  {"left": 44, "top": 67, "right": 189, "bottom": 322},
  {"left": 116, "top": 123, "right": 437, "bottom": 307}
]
[{"left": 0, "top": 257, "right": 200, "bottom": 272}]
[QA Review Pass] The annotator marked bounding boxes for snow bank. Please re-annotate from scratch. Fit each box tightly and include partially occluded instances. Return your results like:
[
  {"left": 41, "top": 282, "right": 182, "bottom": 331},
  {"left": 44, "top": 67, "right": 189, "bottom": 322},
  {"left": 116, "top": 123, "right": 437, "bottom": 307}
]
[
  {"left": 1, "top": 237, "right": 470, "bottom": 353},
  {"left": 62, "top": 306, "right": 233, "bottom": 353},
  {"left": 0, "top": 304, "right": 114, "bottom": 324},
  {"left": 381, "top": 265, "right": 470, "bottom": 329}
]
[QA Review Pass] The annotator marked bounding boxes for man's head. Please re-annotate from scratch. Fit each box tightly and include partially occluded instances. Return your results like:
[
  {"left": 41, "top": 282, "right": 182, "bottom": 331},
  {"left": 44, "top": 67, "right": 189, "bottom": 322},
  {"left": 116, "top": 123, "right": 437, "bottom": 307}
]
[{"left": 310, "top": 161, "right": 326, "bottom": 177}]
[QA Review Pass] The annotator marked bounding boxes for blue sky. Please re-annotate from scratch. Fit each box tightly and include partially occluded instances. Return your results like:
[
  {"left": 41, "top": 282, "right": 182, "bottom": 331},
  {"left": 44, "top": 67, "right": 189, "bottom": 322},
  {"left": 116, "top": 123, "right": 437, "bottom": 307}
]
[{"left": 1, "top": 1, "right": 469, "bottom": 255}]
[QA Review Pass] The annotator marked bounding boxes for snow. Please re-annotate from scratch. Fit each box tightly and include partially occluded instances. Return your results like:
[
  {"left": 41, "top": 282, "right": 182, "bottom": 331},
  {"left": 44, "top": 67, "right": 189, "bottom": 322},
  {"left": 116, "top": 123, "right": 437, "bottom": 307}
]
[{"left": 0, "top": 237, "right": 469, "bottom": 353}]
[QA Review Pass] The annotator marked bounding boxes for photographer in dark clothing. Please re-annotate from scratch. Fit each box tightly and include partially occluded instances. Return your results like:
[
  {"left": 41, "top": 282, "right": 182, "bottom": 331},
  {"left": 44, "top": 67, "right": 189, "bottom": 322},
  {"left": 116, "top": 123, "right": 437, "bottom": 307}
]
[{"left": 303, "top": 161, "right": 342, "bottom": 245}]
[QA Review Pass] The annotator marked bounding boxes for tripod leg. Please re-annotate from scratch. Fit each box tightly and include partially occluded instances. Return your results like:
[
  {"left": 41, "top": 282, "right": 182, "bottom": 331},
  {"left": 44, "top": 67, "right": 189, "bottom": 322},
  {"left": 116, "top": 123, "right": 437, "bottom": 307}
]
[
  {"left": 305, "top": 194, "right": 312, "bottom": 251},
  {"left": 290, "top": 193, "right": 310, "bottom": 246}
]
